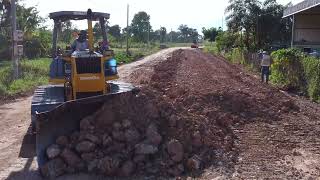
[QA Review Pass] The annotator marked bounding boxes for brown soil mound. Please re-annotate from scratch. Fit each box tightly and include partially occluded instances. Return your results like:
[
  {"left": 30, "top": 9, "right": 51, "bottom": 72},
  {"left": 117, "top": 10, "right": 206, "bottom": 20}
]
[{"left": 41, "top": 49, "right": 299, "bottom": 179}]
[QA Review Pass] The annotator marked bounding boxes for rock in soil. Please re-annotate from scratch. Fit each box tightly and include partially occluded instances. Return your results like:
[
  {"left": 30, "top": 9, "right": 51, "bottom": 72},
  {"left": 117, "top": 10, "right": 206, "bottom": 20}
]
[
  {"left": 135, "top": 143, "right": 158, "bottom": 155},
  {"left": 56, "top": 136, "right": 69, "bottom": 147},
  {"left": 124, "top": 128, "right": 141, "bottom": 143},
  {"left": 167, "top": 139, "right": 184, "bottom": 162},
  {"left": 97, "top": 156, "right": 120, "bottom": 175},
  {"left": 76, "top": 141, "right": 96, "bottom": 153},
  {"left": 146, "top": 123, "right": 162, "bottom": 145},
  {"left": 120, "top": 160, "right": 135, "bottom": 176},
  {"left": 112, "top": 130, "right": 126, "bottom": 142},
  {"left": 80, "top": 116, "right": 94, "bottom": 131},
  {"left": 79, "top": 133, "right": 101, "bottom": 145},
  {"left": 168, "top": 163, "right": 184, "bottom": 176},
  {"left": 46, "top": 144, "right": 61, "bottom": 159},
  {"left": 191, "top": 131, "right": 202, "bottom": 147},
  {"left": 186, "top": 155, "right": 202, "bottom": 170},
  {"left": 60, "top": 148, "right": 83, "bottom": 168},
  {"left": 102, "top": 134, "right": 113, "bottom": 147},
  {"left": 40, "top": 158, "right": 66, "bottom": 178},
  {"left": 81, "top": 152, "right": 96, "bottom": 162}
]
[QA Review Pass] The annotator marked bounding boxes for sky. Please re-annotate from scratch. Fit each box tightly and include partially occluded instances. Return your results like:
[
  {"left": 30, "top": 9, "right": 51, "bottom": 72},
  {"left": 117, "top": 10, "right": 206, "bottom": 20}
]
[{"left": 23, "top": 0, "right": 303, "bottom": 33}]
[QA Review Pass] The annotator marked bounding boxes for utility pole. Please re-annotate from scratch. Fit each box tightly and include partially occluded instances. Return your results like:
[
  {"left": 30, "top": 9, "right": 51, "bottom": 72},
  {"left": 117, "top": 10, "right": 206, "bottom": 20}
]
[
  {"left": 126, "top": 4, "right": 129, "bottom": 55},
  {"left": 11, "top": 0, "right": 18, "bottom": 79},
  {"left": 147, "top": 23, "right": 150, "bottom": 48},
  {"left": 221, "top": 16, "right": 224, "bottom": 31}
]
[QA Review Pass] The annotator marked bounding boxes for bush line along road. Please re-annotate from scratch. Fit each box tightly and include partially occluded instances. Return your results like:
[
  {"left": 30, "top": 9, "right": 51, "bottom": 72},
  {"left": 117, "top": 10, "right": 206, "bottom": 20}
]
[{"left": 0, "top": 48, "right": 320, "bottom": 179}]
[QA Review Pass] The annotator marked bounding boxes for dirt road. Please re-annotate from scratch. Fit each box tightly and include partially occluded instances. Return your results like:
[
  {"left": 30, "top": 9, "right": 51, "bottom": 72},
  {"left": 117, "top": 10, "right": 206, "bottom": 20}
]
[
  {"left": 1, "top": 48, "right": 320, "bottom": 179},
  {"left": 0, "top": 97, "right": 40, "bottom": 180}
]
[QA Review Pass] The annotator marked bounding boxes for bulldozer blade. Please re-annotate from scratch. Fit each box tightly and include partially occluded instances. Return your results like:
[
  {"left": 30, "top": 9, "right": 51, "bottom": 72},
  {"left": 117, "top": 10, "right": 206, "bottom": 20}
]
[{"left": 35, "top": 82, "right": 136, "bottom": 167}]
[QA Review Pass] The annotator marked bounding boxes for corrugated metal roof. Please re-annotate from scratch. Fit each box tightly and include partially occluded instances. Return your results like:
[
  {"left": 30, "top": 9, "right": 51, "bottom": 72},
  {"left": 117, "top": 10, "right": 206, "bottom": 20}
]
[{"left": 283, "top": 0, "right": 320, "bottom": 18}]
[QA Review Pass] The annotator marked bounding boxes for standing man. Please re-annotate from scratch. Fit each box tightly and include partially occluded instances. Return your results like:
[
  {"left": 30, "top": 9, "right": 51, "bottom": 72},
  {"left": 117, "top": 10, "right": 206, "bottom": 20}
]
[{"left": 261, "top": 51, "right": 271, "bottom": 83}]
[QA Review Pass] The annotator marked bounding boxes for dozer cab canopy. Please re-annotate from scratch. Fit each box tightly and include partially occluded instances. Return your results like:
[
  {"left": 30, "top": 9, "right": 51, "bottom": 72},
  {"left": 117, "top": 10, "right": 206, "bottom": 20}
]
[{"left": 49, "top": 10, "right": 110, "bottom": 57}]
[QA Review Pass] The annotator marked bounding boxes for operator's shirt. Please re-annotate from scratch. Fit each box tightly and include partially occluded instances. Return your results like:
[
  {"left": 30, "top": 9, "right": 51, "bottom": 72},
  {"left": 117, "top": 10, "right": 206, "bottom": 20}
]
[
  {"left": 261, "top": 54, "right": 271, "bottom": 67},
  {"left": 72, "top": 40, "right": 89, "bottom": 51}
]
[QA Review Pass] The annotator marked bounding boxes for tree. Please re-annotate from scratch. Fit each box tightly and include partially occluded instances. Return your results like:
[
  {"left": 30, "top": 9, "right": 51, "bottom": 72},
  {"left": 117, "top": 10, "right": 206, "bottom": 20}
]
[
  {"left": 108, "top": 25, "right": 121, "bottom": 40},
  {"left": 226, "top": 0, "right": 261, "bottom": 50},
  {"left": 258, "top": 0, "right": 291, "bottom": 49},
  {"left": 178, "top": 24, "right": 199, "bottom": 43},
  {"left": 167, "top": 30, "right": 181, "bottom": 43},
  {"left": 93, "top": 22, "right": 102, "bottom": 41},
  {"left": 202, "top": 27, "right": 221, "bottom": 42},
  {"left": 159, "top": 27, "right": 166, "bottom": 43},
  {"left": 225, "top": 0, "right": 291, "bottom": 51},
  {"left": 216, "top": 31, "right": 240, "bottom": 52},
  {"left": 0, "top": 1, "right": 44, "bottom": 59},
  {"left": 131, "top": 11, "right": 152, "bottom": 42},
  {"left": 178, "top": 24, "right": 189, "bottom": 42},
  {"left": 59, "top": 20, "right": 73, "bottom": 44},
  {"left": 16, "top": 5, "right": 43, "bottom": 36}
]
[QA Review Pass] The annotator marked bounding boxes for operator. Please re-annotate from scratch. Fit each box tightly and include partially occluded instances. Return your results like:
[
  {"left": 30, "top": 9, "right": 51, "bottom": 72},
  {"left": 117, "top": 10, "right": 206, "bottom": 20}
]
[
  {"left": 71, "top": 30, "right": 89, "bottom": 52},
  {"left": 261, "top": 51, "right": 271, "bottom": 83}
]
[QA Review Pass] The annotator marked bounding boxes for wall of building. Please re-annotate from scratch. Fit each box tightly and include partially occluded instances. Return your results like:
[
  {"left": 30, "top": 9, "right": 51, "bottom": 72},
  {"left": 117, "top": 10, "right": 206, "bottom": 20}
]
[{"left": 294, "top": 6, "right": 320, "bottom": 46}]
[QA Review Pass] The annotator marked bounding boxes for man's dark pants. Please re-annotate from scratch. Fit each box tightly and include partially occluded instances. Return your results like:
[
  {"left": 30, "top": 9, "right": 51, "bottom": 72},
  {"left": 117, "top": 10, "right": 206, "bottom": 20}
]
[{"left": 261, "top": 66, "right": 270, "bottom": 83}]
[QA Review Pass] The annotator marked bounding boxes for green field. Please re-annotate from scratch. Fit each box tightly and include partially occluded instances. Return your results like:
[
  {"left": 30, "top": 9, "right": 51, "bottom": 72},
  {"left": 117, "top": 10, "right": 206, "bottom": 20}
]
[{"left": 0, "top": 58, "right": 51, "bottom": 96}]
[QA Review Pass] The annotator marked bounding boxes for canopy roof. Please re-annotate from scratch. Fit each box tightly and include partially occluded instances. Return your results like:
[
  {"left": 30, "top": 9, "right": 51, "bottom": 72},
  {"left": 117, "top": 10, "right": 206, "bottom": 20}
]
[
  {"left": 283, "top": 0, "right": 320, "bottom": 18},
  {"left": 49, "top": 11, "right": 110, "bottom": 21}
]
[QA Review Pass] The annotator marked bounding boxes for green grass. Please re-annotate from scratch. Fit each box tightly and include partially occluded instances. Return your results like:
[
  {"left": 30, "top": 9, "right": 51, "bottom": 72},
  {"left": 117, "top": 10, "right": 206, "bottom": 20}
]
[
  {"left": 113, "top": 46, "right": 161, "bottom": 64},
  {"left": 0, "top": 58, "right": 51, "bottom": 96}
]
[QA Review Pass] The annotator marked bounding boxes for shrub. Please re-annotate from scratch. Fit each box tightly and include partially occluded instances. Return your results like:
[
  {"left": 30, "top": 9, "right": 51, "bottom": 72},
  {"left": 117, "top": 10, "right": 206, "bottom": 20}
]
[
  {"left": 0, "top": 58, "right": 50, "bottom": 97},
  {"left": 271, "top": 48, "right": 320, "bottom": 101},
  {"left": 302, "top": 56, "right": 320, "bottom": 101},
  {"left": 270, "top": 48, "right": 305, "bottom": 91},
  {"left": 0, "top": 83, "right": 6, "bottom": 96}
]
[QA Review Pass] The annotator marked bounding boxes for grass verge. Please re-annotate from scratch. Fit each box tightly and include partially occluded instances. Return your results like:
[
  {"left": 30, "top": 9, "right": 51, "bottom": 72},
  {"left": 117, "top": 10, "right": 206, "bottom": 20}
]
[{"left": 0, "top": 58, "right": 51, "bottom": 98}]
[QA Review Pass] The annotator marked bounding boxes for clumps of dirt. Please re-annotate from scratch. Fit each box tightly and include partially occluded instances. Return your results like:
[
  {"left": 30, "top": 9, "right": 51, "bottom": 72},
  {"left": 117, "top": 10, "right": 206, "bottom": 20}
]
[
  {"left": 40, "top": 49, "right": 299, "bottom": 179},
  {"left": 40, "top": 89, "right": 210, "bottom": 178}
]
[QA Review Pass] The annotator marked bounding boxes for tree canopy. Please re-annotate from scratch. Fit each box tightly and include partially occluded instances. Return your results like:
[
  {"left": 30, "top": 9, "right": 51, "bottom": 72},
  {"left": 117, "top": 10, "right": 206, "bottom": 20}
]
[
  {"left": 202, "top": 27, "right": 222, "bottom": 42},
  {"left": 131, "top": 11, "right": 152, "bottom": 42},
  {"left": 225, "top": 0, "right": 291, "bottom": 51}
]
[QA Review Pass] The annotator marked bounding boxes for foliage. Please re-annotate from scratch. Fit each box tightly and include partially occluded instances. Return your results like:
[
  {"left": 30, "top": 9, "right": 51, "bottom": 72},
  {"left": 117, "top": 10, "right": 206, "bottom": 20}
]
[
  {"left": 16, "top": 5, "right": 43, "bottom": 35},
  {"left": 131, "top": 11, "right": 152, "bottom": 42},
  {"left": 0, "top": 1, "right": 45, "bottom": 59},
  {"left": 109, "top": 25, "right": 121, "bottom": 40},
  {"left": 178, "top": 24, "right": 199, "bottom": 43},
  {"left": 159, "top": 27, "right": 166, "bottom": 43},
  {"left": 225, "top": 0, "right": 291, "bottom": 51},
  {"left": 59, "top": 20, "right": 74, "bottom": 44},
  {"left": 0, "top": 58, "right": 50, "bottom": 96},
  {"left": 270, "top": 49, "right": 305, "bottom": 90},
  {"left": 270, "top": 48, "right": 320, "bottom": 101},
  {"left": 24, "top": 28, "right": 52, "bottom": 58},
  {"left": 215, "top": 31, "right": 240, "bottom": 52},
  {"left": 202, "top": 27, "right": 222, "bottom": 42},
  {"left": 302, "top": 56, "right": 320, "bottom": 101},
  {"left": 203, "top": 42, "right": 219, "bottom": 55}
]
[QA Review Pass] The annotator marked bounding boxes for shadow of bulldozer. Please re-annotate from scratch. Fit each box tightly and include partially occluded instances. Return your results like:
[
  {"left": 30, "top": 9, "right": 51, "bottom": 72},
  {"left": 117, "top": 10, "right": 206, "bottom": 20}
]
[{"left": 5, "top": 124, "right": 42, "bottom": 180}]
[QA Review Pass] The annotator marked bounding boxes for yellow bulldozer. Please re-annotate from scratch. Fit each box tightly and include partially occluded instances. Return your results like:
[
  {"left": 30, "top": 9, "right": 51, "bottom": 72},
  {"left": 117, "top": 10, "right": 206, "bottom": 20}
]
[{"left": 31, "top": 9, "right": 135, "bottom": 167}]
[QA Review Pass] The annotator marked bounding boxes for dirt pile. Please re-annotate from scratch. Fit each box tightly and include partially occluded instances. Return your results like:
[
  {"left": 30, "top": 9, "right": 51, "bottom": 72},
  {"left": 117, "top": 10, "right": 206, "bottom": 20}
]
[{"left": 40, "top": 49, "right": 299, "bottom": 179}]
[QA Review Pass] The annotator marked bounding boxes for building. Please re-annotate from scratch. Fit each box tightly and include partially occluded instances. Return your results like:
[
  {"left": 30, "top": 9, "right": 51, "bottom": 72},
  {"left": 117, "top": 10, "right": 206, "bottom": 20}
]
[{"left": 283, "top": 0, "right": 320, "bottom": 52}]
